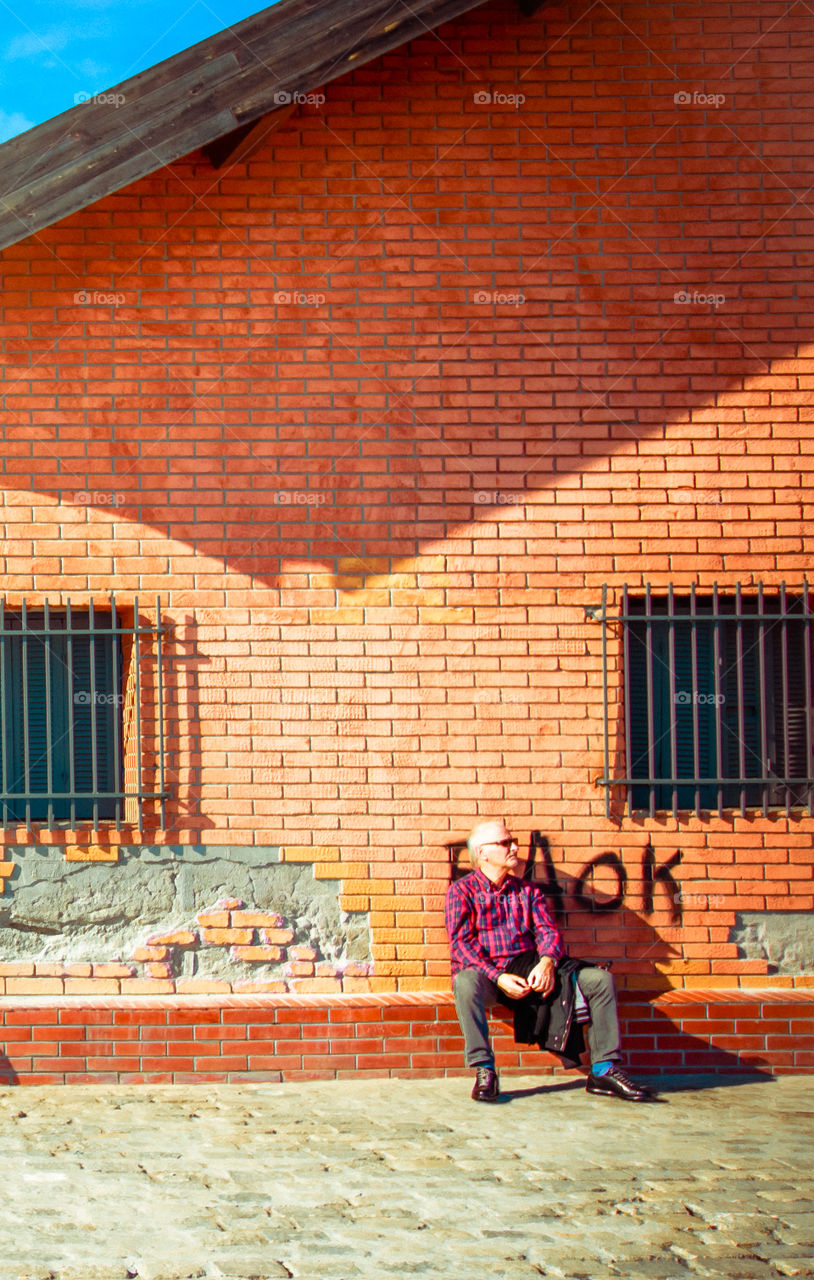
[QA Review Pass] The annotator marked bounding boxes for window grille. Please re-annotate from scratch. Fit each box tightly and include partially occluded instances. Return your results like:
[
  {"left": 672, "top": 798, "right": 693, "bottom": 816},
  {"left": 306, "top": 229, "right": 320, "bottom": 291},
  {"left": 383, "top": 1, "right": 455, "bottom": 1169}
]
[
  {"left": 0, "top": 597, "right": 168, "bottom": 831},
  {"left": 587, "top": 583, "right": 814, "bottom": 818}
]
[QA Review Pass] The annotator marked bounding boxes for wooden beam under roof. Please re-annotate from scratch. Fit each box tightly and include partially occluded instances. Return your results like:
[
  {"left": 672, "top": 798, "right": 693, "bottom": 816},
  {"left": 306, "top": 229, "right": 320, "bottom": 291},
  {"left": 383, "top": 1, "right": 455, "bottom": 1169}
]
[{"left": 204, "top": 104, "right": 298, "bottom": 169}]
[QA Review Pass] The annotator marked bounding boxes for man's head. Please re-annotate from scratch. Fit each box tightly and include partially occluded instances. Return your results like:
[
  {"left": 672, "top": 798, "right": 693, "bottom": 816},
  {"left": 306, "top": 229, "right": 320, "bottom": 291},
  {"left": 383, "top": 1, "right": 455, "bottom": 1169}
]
[{"left": 467, "top": 819, "right": 521, "bottom": 883}]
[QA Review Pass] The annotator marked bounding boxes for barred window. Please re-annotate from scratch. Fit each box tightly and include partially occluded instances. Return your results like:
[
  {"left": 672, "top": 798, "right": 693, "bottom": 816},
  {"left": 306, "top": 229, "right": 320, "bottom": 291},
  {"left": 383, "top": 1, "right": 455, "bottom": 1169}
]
[
  {"left": 0, "top": 599, "right": 167, "bottom": 830},
  {"left": 589, "top": 583, "right": 814, "bottom": 818}
]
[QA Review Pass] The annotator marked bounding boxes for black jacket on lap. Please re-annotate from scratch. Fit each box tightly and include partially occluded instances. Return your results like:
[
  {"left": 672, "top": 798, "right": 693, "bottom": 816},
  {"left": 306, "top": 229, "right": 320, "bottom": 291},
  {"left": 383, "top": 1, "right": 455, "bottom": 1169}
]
[{"left": 503, "top": 950, "right": 604, "bottom": 1067}]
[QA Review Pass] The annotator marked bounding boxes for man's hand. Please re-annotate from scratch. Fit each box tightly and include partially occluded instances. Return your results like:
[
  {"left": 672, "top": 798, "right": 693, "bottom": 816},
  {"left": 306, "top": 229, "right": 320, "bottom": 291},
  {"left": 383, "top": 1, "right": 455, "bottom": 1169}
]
[
  {"left": 527, "top": 956, "right": 556, "bottom": 996},
  {"left": 496, "top": 972, "right": 531, "bottom": 999}
]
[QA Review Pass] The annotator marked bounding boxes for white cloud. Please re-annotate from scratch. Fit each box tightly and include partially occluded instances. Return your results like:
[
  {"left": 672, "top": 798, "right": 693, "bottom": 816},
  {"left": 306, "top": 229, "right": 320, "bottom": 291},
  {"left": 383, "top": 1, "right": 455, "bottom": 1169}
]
[
  {"left": 77, "top": 57, "right": 112, "bottom": 81},
  {"left": 0, "top": 109, "right": 35, "bottom": 142},
  {"left": 6, "top": 21, "right": 105, "bottom": 62},
  {"left": 7, "top": 27, "right": 72, "bottom": 60}
]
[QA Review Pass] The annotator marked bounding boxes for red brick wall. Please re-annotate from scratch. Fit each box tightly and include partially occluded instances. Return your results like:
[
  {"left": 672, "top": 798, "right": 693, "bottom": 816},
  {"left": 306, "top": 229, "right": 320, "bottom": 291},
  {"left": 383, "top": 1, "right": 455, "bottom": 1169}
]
[{"left": 0, "top": 0, "right": 811, "bottom": 1018}]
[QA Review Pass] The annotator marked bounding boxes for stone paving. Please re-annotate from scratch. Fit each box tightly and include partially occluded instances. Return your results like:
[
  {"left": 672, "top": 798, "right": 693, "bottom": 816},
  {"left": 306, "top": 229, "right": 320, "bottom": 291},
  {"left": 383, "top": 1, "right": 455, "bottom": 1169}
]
[{"left": 0, "top": 1073, "right": 811, "bottom": 1280}]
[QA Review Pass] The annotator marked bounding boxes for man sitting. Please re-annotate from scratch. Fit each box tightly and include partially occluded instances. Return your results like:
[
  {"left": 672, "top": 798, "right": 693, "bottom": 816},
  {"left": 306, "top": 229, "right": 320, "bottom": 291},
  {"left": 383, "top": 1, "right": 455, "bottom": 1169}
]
[{"left": 445, "top": 819, "right": 655, "bottom": 1103}]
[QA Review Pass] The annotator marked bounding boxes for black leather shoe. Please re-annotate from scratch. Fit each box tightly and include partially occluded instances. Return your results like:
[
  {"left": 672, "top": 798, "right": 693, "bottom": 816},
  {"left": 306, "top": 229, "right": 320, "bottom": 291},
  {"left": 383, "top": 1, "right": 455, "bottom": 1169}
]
[
  {"left": 585, "top": 1065, "right": 655, "bottom": 1101},
  {"left": 471, "top": 1066, "right": 500, "bottom": 1102}
]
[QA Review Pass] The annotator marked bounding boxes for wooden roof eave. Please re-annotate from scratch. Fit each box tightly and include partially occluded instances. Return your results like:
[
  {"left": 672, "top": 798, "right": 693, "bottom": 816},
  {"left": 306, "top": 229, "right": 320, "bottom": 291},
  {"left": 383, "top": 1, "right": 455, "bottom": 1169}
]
[{"left": 0, "top": 0, "right": 490, "bottom": 254}]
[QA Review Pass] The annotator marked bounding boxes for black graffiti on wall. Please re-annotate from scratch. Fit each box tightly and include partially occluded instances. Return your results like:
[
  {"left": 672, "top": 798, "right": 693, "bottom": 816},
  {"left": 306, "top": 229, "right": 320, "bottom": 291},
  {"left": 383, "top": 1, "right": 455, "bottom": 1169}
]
[{"left": 528, "top": 833, "right": 683, "bottom": 922}]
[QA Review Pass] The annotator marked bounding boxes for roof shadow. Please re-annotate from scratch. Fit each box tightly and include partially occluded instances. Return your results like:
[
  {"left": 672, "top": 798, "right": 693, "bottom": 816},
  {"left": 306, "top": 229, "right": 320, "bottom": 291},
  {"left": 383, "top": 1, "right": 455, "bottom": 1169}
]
[{"left": 0, "top": 0, "right": 809, "bottom": 588}]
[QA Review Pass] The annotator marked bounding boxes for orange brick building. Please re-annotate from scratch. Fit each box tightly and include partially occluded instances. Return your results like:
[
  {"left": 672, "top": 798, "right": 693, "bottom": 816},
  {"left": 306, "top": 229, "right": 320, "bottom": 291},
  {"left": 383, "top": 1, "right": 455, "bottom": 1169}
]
[{"left": 0, "top": 0, "right": 811, "bottom": 1082}]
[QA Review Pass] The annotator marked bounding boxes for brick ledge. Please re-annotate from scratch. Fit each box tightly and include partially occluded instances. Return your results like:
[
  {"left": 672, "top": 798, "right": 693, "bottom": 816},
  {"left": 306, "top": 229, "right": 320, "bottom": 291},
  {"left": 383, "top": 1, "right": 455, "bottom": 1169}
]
[{"left": 0, "top": 986, "right": 810, "bottom": 1010}]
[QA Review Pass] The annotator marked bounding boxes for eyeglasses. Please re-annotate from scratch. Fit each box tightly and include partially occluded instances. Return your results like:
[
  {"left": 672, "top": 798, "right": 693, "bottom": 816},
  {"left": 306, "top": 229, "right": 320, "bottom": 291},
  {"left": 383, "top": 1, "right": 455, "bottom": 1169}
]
[{"left": 490, "top": 837, "right": 518, "bottom": 849}]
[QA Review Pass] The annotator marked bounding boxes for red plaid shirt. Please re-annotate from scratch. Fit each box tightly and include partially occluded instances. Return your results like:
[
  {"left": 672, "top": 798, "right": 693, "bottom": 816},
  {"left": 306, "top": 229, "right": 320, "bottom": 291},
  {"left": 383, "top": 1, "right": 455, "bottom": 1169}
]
[{"left": 445, "top": 869, "right": 564, "bottom": 983}]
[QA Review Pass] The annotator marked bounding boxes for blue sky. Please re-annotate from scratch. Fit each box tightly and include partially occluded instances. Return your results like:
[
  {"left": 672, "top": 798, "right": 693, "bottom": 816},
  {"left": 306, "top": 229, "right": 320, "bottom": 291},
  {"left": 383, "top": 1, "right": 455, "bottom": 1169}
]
[{"left": 0, "top": 0, "right": 281, "bottom": 142}]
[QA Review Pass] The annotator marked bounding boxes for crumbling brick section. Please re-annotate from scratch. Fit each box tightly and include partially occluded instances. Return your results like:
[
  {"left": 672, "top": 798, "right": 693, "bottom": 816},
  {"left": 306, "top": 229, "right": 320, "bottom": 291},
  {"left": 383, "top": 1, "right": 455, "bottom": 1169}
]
[{"left": 0, "top": 899, "right": 372, "bottom": 996}]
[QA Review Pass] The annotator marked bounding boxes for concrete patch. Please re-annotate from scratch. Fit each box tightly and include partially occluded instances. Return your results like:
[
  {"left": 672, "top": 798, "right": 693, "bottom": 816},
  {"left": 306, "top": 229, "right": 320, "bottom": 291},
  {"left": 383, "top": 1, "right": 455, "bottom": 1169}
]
[
  {"left": 730, "top": 911, "right": 814, "bottom": 974},
  {"left": 0, "top": 846, "right": 370, "bottom": 981}
]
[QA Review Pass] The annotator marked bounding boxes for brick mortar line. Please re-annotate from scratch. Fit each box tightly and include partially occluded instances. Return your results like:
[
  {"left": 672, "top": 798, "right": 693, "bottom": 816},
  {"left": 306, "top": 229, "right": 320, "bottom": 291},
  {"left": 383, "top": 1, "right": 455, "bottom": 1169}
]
[{"left": 0, "top": 987, "right": 810, "bottom": 1011}]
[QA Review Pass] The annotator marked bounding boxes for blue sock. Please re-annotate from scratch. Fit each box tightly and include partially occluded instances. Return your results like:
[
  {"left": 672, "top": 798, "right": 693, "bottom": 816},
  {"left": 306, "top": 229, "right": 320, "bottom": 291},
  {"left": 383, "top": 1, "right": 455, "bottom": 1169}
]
[{"left": 591, "top": 1060, "right": 613, "bottom": 1076}]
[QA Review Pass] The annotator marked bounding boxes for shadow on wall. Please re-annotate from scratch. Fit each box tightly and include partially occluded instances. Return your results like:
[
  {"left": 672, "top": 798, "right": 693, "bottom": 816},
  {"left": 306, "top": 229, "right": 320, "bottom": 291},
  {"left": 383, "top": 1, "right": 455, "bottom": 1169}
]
[
  {"left": 448, "top": 833, "right": 781, "bottom": 1077},
  {"left": 448, "top": 832, "right": 687, "bottom": 992},
  {"left": 0, "top": 1055, "right": 18, "bottom": 1085},
  {"left": 488, "top": 987, "right": 777, "bottom": 1079},
  {"left": 160, "top": 614, "right": 217, "bottom": 842},
  {"left": 0, "top": 0, "right": 809, "bottom": 580}
]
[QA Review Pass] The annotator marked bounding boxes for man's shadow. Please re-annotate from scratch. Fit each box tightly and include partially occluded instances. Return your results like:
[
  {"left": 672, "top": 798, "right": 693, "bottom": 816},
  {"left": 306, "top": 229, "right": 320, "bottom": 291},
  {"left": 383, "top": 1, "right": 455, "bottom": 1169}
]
[{"left": 0, "top": 1056, "right": 19, "bottom": 1086}]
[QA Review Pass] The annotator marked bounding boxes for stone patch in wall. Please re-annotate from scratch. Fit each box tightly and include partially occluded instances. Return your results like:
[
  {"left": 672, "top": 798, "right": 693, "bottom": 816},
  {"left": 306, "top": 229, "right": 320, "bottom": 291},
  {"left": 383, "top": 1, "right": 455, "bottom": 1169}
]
[
  {"left": 730, "top": 911, "right": 814, "bottom": 975},
  {"left": 0, "top": 845, "right": 372, "bottom": 993}
]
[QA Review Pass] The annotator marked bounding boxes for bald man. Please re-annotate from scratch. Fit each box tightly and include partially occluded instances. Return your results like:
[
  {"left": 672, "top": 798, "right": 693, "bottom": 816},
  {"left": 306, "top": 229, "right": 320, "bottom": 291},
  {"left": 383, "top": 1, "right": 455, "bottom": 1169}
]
[{"left": 445, "top": 819, "right": 654, "bottom": 1102}]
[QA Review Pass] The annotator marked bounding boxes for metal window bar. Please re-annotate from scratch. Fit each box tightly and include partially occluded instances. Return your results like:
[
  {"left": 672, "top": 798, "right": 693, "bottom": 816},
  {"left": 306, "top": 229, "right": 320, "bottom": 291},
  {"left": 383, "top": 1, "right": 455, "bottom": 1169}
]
[
  {"left": 0, "top": 598, "right": 169, "bottom": 833},
  {"left": 21, "top": 597, "right": 30, "bottom": 830},
  {"left": 110, "top": 593, "right": 121, "bottom": 831},
  {"left": 0, "top": 602, "right": 6, "bottom": 828},
  {"left": 586, "top": 581, "right": 814, "bottom": 818},
  {"left": 805, "top": 580, "right": 813, "bottom": 815},
  {"left": 667, "top": 584, "right": 678, "bottom": 821},
  {"left": 713, "top": 582, "right": 723, "bottom": 816},
  {"left": 134, "top": 595, "right": 143, "bottom": 833},
  {"left": 780, "top": 581, "right": 791, "bottom": 817},
  {"left": 645, "top": 585, "right": 656, "bottom": 820},
  {"left": 621, "top": 584, "right": 633, "bottom": 819},
  {"left": 43, "top": 600, "right": 54, "bottom": 830},
  {"left": 690, "top": 584, "right": 700, "bottom": 816},
  {"left": 156, "top": 596, "right": 166, "bottom": 832},
  {"left": 67, "top": 599, "right": 76, "bottom": 830},
  {"left": 735, "top": 583, "right": 746, "bottom": 818},
  {"left": 89, "top": 598, "right": 98, "bottom": 832},
  {"left": 758, "top": 583, "right": 768, "bottom": 819}
]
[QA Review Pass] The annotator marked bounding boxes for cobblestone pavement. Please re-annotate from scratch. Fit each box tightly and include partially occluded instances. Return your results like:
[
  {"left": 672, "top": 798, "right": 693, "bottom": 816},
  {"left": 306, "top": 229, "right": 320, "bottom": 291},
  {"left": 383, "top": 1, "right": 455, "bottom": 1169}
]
[{"left": 0, "top": 1074, "right": 811, "bottom": 1280}]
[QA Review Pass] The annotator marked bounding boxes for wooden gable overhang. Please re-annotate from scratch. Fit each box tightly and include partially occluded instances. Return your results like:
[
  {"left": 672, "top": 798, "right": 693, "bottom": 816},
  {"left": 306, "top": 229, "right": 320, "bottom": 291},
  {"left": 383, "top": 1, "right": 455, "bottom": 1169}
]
[{"left": 0, "top": 0, "right": 548, "bottom": 253}]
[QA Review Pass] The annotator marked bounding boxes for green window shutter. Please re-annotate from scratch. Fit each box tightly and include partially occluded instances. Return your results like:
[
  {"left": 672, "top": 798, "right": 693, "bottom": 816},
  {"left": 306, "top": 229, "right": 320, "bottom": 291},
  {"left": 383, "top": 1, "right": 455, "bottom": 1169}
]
[
  {"left": 672, "top": 617, "right": 717, "bottom": 811},
  {"left": 628, "top": 603, "right": 736, "bottom": 812},
  {"left": 770, "top": 615, "right": 810, "bottom": 808},
  {"left": 627, "top": 620, "right": 651, "bottom": 811},
  {"left": 0, "top": 612, "right": 121, "bottom": 824},
  {"left": 71, "top": 625, "right": 119, "bottom": 819},
  {"left": 720, "top": 619, "right": 762, "bottom": 808},
  {"left": 628, "top": 612, "right": 718, "bottom": 811},
  {"left": 3, "top": 632, "right": 30, "bottom": 823},
  {"left": 626, "top": 593, "right": 812, "bottom": 814}
]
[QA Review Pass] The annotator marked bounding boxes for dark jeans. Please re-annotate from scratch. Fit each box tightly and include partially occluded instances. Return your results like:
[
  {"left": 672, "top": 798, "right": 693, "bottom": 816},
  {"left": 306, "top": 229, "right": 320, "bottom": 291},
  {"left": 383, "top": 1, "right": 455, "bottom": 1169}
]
[{"left": 452, "top": 961, "right": 622, "bottom": 1070}]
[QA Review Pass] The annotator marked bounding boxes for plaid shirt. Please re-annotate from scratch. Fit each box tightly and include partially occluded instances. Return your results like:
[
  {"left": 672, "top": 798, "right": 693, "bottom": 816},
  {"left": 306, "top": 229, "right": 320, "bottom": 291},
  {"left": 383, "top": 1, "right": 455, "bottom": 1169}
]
[{"left": 445, "top": 869, "right": 564, "bottom": 983}]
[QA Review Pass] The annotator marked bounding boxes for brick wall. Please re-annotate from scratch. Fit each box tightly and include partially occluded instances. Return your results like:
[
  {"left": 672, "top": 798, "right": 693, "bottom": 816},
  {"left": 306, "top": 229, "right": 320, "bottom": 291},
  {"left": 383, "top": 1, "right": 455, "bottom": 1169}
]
[
  {"left": 0, "top": 0, "right": 811, "bottom": 1062},
  {"left": 0, "top": 991, "right": 811, "bottom": 1084}
]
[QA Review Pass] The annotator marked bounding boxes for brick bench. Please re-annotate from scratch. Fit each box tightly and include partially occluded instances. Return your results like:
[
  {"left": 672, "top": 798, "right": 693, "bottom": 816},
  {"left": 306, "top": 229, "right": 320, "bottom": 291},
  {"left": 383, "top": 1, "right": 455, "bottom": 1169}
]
[{"left": 0, "top": 989, "right": 811, "bottom": 1083}]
